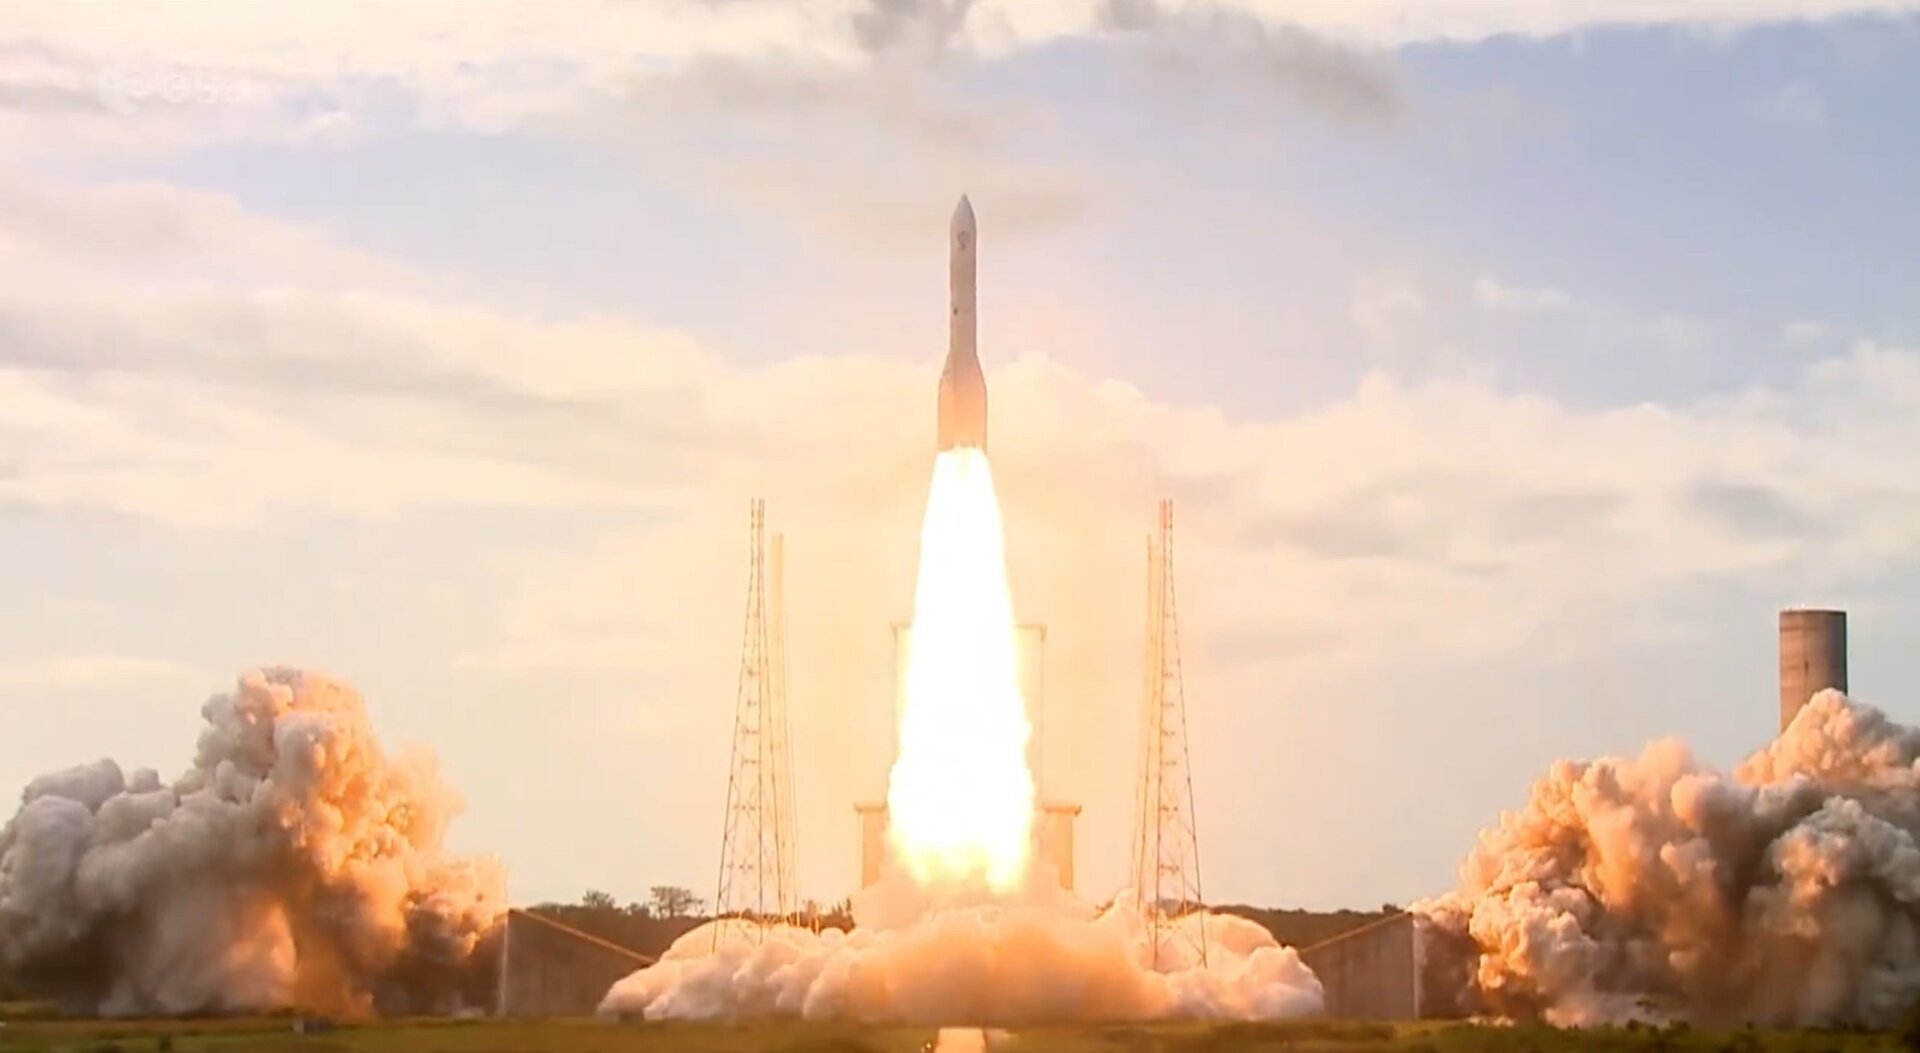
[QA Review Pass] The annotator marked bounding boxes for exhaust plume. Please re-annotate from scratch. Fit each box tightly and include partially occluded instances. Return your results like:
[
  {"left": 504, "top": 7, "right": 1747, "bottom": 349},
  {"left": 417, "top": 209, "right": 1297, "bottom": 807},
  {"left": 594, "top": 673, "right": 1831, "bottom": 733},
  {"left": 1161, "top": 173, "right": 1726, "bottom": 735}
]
[
  {"left": 0, "top": 667, "right": 505, "bottom": 1017},
  {"left": 887, "top": 449, "right": 1034, "bottom": 891},
  {"left": 599, "top": 870, "right": 1322, "bottom": 1023},
  {"left": 1416, "top": 689, "right": 1920, "bottom": 1028}
]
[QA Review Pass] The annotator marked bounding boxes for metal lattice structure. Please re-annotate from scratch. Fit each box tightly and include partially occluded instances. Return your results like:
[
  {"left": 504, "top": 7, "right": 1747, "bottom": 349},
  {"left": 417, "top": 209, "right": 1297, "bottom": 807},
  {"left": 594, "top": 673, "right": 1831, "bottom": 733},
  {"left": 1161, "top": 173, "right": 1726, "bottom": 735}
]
[
  {"left": 1131, "top": 498, "right": 1207, "bottom": 970},
  {"left": 712, "top": 499, "right": 798, "bottom": 949}
]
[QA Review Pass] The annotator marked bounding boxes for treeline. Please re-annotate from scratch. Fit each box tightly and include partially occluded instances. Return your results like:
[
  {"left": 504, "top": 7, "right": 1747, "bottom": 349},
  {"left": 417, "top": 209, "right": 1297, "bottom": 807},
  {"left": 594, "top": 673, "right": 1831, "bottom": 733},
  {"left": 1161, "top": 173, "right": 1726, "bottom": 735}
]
[
  {"left": 523, "top": 886, "right": 859, "bottom": 959},
  {"left": 526, "top": 888, "right": 1399, "bottom": 960},
  {"left": 1213, "top": 903, "right": 1404, "bottom": 949}
]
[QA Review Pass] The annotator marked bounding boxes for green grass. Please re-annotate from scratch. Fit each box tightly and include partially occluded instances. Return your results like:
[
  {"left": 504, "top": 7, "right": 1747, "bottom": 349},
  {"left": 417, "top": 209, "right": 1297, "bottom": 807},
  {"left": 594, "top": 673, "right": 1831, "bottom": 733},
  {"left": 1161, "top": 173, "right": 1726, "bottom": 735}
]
[
  {"left": 0, "top": 1017, "right": 932, "bottom": 1053},
  {"left": 996, "top": 1022, "right": 1896, "bottom": 1053},
  {"left": 0, "top": 1017, "right": 1897, "bottom": 1053}
]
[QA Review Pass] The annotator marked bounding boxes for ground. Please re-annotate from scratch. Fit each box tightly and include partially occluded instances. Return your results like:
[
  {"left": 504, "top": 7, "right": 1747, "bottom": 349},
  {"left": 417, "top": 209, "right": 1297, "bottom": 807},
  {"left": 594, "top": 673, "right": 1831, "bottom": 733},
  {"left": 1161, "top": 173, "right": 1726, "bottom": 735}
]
[{"left": 0, "top": 1012, "right": 1898, "bottom": 1053}]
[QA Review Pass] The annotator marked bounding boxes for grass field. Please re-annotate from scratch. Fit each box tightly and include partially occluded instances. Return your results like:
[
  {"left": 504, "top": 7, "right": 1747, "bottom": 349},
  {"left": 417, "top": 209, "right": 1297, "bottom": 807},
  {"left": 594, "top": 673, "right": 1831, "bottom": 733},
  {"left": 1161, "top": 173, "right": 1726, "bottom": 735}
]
[{"left": 0, "top": 1013, "right": 1899, "bottom": 1053}]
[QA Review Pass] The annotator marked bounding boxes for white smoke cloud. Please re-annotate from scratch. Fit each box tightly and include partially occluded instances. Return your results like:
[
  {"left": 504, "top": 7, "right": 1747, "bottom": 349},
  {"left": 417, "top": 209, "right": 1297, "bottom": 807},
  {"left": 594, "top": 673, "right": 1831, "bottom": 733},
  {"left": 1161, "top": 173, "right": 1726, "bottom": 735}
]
[
  {"left": 0, "top": 667, "right": 506, "bottom": 1017},
  {"left": 599, "top": 868, "right": 1322, "bottom": 1024},
  {"left": 1416, "top": 689, "right": 1920, "bottom": 1028}
]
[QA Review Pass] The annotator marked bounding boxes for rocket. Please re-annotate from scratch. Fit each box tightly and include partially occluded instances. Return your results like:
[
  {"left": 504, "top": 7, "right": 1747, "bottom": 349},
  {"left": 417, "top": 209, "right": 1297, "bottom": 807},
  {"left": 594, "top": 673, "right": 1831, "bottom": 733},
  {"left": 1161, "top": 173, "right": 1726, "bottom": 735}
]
[{"left": 937, "top": 194, "right": 987, "bottom": 452}]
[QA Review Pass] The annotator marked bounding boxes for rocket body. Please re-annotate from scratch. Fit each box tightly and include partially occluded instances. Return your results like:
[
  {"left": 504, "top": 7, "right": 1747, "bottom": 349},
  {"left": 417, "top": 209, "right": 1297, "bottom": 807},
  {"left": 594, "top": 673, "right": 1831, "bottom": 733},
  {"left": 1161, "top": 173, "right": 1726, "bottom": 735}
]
[{"left": 938, "top": 195, "right": 987, "bottom": 452}]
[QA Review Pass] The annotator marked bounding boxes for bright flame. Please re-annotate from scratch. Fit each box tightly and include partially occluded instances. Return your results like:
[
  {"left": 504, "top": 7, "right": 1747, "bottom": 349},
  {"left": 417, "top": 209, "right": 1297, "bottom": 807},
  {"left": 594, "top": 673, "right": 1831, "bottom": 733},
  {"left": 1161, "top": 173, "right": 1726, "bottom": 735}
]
[{"left": 886, "top": 448, "right": 1035, "bottom": 892}]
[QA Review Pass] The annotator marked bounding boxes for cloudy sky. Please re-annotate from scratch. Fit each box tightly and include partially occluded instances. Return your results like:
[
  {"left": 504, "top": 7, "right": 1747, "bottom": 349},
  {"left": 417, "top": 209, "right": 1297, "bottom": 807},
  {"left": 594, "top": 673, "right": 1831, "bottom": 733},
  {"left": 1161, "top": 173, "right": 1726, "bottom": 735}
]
[{"left": 5, "top": 0, "right": 1920, "bottom": 913}]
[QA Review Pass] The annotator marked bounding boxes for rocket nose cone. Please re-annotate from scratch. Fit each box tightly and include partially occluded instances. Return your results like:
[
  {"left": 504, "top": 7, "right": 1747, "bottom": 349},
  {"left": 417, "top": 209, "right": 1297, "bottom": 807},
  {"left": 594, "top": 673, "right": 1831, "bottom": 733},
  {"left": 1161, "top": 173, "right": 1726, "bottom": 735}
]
[{"left": 952, "top": 194, "right": 975, "bottom": 234}]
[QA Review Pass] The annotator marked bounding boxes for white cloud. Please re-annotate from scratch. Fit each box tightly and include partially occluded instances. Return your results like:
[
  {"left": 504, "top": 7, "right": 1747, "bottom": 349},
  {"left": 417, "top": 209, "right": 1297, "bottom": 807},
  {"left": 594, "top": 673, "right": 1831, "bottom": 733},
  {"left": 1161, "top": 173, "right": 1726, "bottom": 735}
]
[
  {"left": 7, "top": 165, "right": 1920, "bottom": 903},
  {"left": 0, "top": 654, "right": 198, "bottom": 690},
  {"left": 1783, "top": 319, "right": 1831, "bottom": 345},
  {"left": 1473, "top": 274, "right": 1573, "bottom": 313},
  {"left": 1767, "top": 78, "right": 1830, "bottom": 129},
  {"left": 1351, "top": 269, "right": 1430, "bottom": 337},
  {"left": 16, "top": 0, "right": 1901, "bottom": 72},
  {"left": 1212, "top": 0, "right": 1920, "bottom": 46},
  {"left": 2, "top": 0, "right": 1908, "bottom": 160}
]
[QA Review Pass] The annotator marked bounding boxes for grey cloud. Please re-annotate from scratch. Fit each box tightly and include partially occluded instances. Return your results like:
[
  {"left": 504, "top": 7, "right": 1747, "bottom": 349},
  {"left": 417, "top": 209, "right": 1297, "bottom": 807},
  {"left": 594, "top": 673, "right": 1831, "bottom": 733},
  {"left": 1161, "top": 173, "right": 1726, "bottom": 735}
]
[
  {"left": 635, "top": 57, "right": 1025, "bottom": 152},
  {"left": 583, "top": 57, "right": 1102, "bottom": 245},
  {"left": 1511, "top": 488, "right": 1620, "bottom": 536},
  {"left": 0, "top": 79, "right": 103, "bottom": 115},
  {"left": 0, "top": 302, "right": 553, "bottom": 413},
  {"left": 0, "top": 42, "right": 108, "bottom": 116},
  {"left": 1098, "top": 0, "right": 1400, "bottom": 124},
  {"left": 0, "top": 295, "right": 740, "bottom": 496},
  {"left": 1244, "top": 473, "right": 1622, "bottom": 565},
  {"left": 1685, "top": 479, "right": 1824, "bottom": 541},
  {"left": 849, "top": 0, "right": 979, "bottom": 59},
  {"left": 0, "top": 165, "right": 903, "bottom": 504},
  {"left": 1098, "top": 0, "right": 1160, "bottom": 32},
  {"left": 1269, "top": 511, "right": 1428, "bottom": 562},
  {"left": 1196, "top": 621, "right": 1348, "bottom": 672}
]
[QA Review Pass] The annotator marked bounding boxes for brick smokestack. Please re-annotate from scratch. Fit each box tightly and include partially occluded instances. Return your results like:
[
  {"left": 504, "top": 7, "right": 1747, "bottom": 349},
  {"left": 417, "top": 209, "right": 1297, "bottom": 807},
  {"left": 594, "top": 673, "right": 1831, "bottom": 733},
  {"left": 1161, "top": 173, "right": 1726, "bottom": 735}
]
[{"left": 1779, "top": 608, "right": 1847, "bottom": 733}]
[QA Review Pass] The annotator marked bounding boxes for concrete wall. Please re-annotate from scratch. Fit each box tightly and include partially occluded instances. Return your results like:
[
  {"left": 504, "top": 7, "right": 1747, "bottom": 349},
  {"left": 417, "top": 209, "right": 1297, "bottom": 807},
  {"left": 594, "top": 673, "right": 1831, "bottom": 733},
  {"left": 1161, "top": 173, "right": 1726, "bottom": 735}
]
[
  {"left": 1297, "top": 912, "right": 1422, "bottom": 1020},
  {"left": 1780, "top": 608, "right": 1847, "bottom": 732},
  {"left": 495, "top": 909, "right": 653, "bottom": 1018}
]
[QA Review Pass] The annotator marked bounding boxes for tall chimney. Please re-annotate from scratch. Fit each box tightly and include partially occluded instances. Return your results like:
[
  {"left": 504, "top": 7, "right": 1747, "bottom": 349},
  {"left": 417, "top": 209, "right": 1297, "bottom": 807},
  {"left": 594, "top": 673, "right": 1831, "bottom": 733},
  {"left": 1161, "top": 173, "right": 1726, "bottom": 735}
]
[{"left": 1779, "top": 608, "right": 1847, "bottom": 732}]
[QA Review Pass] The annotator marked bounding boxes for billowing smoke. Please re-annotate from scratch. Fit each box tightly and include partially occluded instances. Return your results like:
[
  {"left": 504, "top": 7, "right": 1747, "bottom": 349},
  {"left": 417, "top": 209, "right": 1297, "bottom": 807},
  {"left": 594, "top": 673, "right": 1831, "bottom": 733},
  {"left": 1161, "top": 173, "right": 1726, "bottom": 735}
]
[
  {"left": 1416, "top": 689, "right": 1920, "bottom": 1028},
  {"left": 0, "top": 667, "right": 505, "bottom": 1017},
  {"left": 599, "top": 869, "right": 1322, "bottom": 1024}
]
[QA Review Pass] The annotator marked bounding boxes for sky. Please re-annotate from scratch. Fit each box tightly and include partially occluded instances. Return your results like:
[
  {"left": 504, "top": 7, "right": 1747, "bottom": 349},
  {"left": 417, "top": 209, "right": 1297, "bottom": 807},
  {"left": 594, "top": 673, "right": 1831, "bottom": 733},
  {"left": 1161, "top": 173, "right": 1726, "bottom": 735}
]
[{"left": 4, "top": 0, "right": 1920, "bottom": 913}]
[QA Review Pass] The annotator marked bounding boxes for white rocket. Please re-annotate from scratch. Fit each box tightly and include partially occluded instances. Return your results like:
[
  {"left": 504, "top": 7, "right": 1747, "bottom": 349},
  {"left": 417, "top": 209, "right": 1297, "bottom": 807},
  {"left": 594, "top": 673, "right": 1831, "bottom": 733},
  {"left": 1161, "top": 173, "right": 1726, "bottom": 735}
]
[{"left": 937, "top": 194, "right": 987, "bottom": 452}]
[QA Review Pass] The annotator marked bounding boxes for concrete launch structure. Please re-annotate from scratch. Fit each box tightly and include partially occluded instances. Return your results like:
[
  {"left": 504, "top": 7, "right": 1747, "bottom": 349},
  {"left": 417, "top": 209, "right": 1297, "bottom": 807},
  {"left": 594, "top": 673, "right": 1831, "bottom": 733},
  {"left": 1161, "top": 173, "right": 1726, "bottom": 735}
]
[
  {"left": 937, "top": 195, "right": 987, "bottom": 452},
  {"left": 1780, "top": 608, "right": 1847, "bottom": 732},
  {"left": 492, "top": 909, "right": 652, "bottom": 1018},
  {"left": 1298, "top": 913, "right": 1425, "bottom": 1020}
]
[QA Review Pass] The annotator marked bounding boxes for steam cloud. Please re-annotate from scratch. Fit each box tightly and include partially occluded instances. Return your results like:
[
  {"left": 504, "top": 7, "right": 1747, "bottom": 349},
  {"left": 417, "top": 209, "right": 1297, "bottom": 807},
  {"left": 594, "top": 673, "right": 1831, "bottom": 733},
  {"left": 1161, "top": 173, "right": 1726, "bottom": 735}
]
[
  {"left": 0, "top": 667, "right": 505, "bottom": 1017},
  {"left": 1417, "top": 689, "right": 1920, "bottom": 1028},
  {"left": 599, "top": 869, "right": 1323, "bottom": 1023}
]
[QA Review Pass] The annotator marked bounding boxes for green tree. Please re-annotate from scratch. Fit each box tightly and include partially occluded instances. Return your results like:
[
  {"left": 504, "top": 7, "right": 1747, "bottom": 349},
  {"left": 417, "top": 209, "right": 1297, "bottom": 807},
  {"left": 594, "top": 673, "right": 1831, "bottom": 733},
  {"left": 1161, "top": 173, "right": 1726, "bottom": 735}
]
[
  {"left": 649, "top": 885, "right": 702, "bottom": 917},
  {"left": 581, "top": 889, "right": 616, "bottom": 911}
]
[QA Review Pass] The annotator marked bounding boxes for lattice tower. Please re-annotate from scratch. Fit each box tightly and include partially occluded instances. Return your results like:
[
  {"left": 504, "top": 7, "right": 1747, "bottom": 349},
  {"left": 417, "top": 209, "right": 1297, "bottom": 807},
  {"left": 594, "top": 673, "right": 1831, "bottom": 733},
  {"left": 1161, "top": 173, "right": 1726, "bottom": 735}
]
[
  {"left": 1131, "top": 498, "right": 1207, "bottom": 969},
  {"left": 712, "top": 499, "right": 799, "bottom": 948}
]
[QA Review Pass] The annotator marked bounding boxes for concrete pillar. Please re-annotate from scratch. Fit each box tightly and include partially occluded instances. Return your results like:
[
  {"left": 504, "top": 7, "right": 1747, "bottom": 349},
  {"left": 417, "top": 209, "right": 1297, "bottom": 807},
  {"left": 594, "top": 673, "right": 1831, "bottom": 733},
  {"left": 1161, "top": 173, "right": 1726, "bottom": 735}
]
[
  {"left": 1780, "top": 608, "right": 1847, "bottom": 732},
  {"left": 855, "top": 803, "right": 888, "bottom": 889},
  {"left": 1038, "top": 802, "right": 1081, "bottom": 892}
]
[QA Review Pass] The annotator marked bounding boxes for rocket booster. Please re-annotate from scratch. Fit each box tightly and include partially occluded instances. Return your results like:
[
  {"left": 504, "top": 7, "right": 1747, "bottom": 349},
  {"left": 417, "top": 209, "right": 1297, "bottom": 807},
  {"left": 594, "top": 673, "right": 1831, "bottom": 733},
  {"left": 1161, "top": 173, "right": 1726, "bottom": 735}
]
[{"left": 937, "top": 194, "right": 987, "bottom": 452}]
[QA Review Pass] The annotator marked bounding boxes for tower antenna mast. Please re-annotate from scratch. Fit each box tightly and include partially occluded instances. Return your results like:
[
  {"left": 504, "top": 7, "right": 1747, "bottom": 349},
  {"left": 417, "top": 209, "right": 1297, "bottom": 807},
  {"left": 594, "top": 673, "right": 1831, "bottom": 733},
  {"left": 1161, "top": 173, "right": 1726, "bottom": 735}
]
[
  {"left": 713, "top": 499, "right": 798, "bottom": 948},
  {"left": 1131, "top": 498, "right": 1207, "bottom": 969}
]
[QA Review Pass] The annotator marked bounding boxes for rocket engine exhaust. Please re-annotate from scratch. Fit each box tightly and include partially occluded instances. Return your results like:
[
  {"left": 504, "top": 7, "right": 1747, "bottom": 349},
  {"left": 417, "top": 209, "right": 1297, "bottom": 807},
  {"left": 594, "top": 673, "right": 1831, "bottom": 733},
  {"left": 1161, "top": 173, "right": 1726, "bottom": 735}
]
[{"left": 937, "top": 194, "right": 987, "bottom": 452}]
